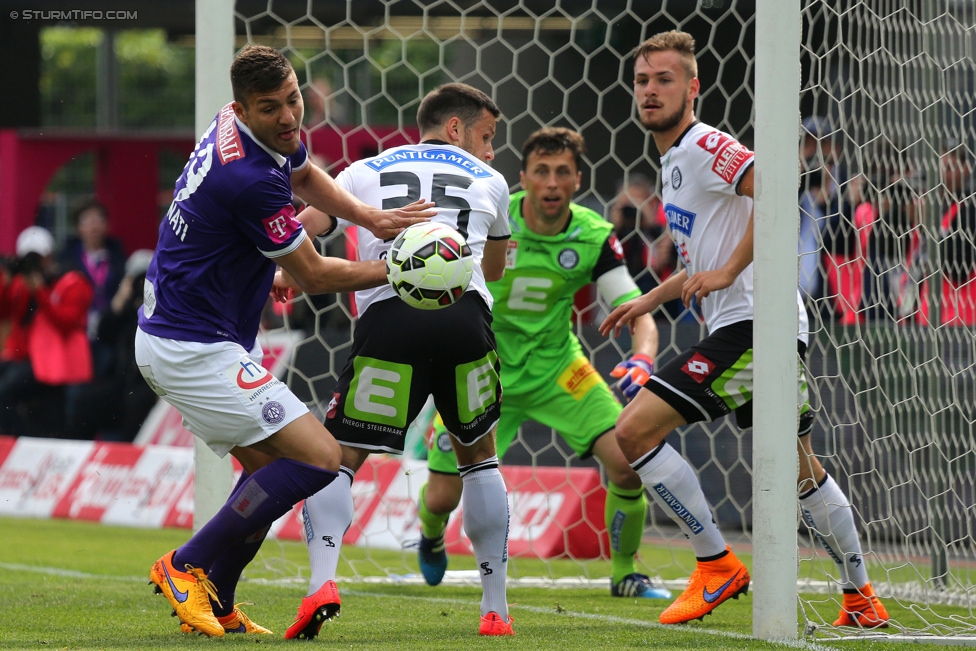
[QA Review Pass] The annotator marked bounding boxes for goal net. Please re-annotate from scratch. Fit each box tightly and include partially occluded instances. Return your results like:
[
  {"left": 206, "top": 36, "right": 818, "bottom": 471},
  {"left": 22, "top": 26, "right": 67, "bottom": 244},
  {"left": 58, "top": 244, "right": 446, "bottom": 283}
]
[{"left": 221, "top": 0, "right": 976, "bottom": 641}]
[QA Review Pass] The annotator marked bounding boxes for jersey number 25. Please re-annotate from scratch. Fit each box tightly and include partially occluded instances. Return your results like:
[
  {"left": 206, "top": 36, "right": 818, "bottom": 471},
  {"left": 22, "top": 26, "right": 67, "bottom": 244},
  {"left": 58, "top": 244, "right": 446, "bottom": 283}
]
[{"left": 380, "top": 171, "right": 472, "bottom": 238}]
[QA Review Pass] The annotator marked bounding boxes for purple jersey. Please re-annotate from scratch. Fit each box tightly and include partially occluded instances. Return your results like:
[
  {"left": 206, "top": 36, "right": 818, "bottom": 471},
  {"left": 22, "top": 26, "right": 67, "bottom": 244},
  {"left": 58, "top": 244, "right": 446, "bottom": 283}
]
[{"left": 139, "top": 103, "right": 308, "bottom": 349}]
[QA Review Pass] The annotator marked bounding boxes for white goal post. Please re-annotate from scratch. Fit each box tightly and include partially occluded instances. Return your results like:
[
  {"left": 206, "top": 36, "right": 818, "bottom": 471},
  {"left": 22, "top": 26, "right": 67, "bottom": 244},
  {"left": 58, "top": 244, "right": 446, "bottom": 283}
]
[
  {"left": 193, "top": 0, "right": 235, "bottom": 531},
  {"left": 190, "top": 0, "right": 976, "bottom": 644},
  {"left": 752, "top": 0, "right": 801, "bottom": 640}
]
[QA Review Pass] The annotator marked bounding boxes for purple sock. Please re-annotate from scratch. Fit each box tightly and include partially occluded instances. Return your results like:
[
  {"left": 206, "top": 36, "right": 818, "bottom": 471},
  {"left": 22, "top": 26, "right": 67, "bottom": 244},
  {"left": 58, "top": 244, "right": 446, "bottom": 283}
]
[
  {"left": 208, "top": 525, "right": 269, "bottom": 617},
  {"left": 174, "top": 458, "right": 336, "bottom": 572},
  {"left": 200, "top": 471, "right": 269, "bottom": 617}
]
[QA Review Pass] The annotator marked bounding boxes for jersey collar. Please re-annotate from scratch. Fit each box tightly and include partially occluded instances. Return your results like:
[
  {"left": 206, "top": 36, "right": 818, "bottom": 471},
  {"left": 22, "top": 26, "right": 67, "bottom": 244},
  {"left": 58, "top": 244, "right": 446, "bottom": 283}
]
[
  {"left": 659, "top": 120, "right": 698, "bottom": 168},
  {"left": 672, "top": 120, "right": 698, "bottom": 148},
  {"left": 235, "top": 116, "right": 288, "bottom": 167}
]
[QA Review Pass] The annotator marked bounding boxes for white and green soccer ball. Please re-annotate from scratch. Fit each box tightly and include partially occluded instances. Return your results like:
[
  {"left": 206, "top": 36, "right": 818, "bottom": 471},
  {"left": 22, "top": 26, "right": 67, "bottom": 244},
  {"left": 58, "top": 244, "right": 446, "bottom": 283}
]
[{"left": 386, "top": 222, "right": 474, "bottom": 310}]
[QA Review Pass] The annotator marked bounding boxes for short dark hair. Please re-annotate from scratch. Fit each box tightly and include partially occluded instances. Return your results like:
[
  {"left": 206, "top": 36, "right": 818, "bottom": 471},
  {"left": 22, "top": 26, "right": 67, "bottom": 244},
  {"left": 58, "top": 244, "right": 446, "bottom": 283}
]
[
  {"left": 416, "top": 83, "right": 500, "bottom": 134},
  {"left": 520, "top": 127, "right": 585, "bottom": 171},
  {"left": 230, "top": 44, "right": 294, "bottom": 106},
  {"left": 633, "top": 30, "right": 698, "bottom": 80}
]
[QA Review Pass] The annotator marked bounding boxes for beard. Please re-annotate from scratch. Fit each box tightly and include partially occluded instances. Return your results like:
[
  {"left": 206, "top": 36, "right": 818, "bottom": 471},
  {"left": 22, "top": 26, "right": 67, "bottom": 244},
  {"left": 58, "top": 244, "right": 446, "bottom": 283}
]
[{"left": 638, "top": 95, "right": 688, "bottom": 133}]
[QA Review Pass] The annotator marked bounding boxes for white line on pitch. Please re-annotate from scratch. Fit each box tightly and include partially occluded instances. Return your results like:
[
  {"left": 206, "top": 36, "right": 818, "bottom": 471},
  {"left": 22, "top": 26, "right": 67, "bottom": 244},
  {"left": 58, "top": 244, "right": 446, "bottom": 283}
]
[{"left": 0, "top": 561, "right": 833, "bottom": 650}]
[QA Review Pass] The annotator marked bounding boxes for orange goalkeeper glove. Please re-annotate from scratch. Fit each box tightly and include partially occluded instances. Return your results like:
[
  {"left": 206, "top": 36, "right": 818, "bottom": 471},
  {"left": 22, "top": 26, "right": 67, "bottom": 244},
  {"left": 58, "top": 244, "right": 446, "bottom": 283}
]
[{"left": 610, "top": 353, "right": 654, "bottom": 401}]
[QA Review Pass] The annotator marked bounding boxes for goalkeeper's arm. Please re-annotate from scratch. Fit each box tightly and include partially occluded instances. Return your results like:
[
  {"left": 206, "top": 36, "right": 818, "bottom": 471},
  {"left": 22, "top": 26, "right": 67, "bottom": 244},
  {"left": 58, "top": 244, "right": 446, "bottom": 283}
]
[
  {"left": 596, "top": 265, "right": 659, "bottom": 400},
  {"left": 610, "top": 313, "right": 657, "bottom": 400}
]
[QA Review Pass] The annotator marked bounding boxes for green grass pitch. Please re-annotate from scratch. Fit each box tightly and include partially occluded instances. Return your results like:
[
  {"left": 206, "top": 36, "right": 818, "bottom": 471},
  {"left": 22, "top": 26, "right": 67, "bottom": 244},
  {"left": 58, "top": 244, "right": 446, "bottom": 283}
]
[{"left": 0, "top": 516, "right": 968, "bottom": 650}]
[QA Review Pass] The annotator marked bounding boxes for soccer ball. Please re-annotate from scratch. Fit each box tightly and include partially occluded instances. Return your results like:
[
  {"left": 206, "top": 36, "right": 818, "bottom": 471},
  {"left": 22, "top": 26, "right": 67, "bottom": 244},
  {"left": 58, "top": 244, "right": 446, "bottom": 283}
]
[{"left": 386, "top": 222, "right": 474, "bottom": 310}]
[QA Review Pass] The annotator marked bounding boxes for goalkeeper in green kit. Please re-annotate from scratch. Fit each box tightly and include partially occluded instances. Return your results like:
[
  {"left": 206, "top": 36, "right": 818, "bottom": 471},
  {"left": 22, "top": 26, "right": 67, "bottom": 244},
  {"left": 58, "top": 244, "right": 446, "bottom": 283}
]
[{"left": 417, "top": 126, "right": 669, "bottom": 599}]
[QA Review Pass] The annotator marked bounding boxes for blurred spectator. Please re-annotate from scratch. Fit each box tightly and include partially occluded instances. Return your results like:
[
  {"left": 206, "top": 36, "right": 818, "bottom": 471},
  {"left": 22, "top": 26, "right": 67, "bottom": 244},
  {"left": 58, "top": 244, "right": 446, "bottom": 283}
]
[
  {"left": 607, "top": 175, "right": 675, "bottom": 283},
  {"left": 821, "top": 173, "right": 874, "bottom": 324},
  {"left": 59, "top": 197, "right": 127, "bottom": 377},
  {"left": 821, "top": 140, "right": 908, "bottom": 324},
  {"left": 607, "top": 175, "right": 681, "bottom": 320},
  {"left": 303, "top": 76, "right": 347, "bottom": 127},
  {"left": 860, "top": 178, "right": 923, "bottom": 321},
  {"left": 920, "top": 145, "right": 976, "bottom": 326},
  {"left": 799, "top": 116, "right": 847, "bottom": 304},
  {"left": 0, "top": 226, "right": 93, "bottom": 437},
  {"left": 65, "top": 250, "right": 158, "bottom": 441}
]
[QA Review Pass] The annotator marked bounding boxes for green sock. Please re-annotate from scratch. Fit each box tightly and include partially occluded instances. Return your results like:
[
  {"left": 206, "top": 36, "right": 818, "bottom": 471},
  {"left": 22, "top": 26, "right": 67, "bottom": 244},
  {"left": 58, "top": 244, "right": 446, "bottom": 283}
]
[
  {"left": 417, "top": 482, "right": 451, "bottom": 539},
  {"left": 606, "top": 482, "right": 648, "bottom": 584}
]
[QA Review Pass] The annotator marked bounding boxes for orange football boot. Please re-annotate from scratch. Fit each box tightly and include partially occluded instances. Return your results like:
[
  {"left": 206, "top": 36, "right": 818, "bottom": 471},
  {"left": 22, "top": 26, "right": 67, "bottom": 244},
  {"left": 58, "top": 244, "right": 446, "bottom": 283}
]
[{"left": 659, "top": 547, "right": 750, "bottom": 624}]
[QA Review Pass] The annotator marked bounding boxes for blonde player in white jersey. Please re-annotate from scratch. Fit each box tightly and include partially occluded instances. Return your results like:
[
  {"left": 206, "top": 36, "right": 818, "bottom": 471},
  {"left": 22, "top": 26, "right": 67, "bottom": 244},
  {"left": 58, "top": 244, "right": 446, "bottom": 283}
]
[
  {"left": 600, "top": 31, "right": 889, "bottom": 628},
  {"left": 281, "top": 83, "right": 514, "bottom": 639}
]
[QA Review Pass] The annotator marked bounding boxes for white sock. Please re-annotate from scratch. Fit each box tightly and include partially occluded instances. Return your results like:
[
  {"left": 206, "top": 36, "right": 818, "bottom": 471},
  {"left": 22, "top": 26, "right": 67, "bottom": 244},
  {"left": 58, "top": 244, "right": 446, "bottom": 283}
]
[
  {"left": 799, "top": 474, "right": 869, "bottom": 590},
  {"left": 632, "top": 443, "right": 727, "bottom": 559},
  {"left": 303, "top": 467, "right": 354, "bottom": 596},
  {"left": 459, "top": 458, "right": 509, "bottom": 619}
]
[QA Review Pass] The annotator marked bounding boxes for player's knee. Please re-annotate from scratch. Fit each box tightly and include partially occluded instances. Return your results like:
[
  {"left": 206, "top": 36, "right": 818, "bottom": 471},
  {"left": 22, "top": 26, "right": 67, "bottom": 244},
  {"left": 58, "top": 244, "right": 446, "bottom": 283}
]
[
  {"left": 305, "top": 435, "right": 341, "bottom": 473},
  {"left": 426, "top": 474, "right": 462, "bottom": 513},
  {"left": 615, "top": 409, "right": 651, "bottom": 460}
]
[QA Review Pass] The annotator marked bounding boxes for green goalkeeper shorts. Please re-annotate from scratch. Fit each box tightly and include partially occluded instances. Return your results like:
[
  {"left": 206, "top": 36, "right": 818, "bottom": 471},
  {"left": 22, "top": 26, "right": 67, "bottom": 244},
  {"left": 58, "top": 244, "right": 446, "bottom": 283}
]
[{"left": 426, "top": 353, "right": 622, "bottom": 475}]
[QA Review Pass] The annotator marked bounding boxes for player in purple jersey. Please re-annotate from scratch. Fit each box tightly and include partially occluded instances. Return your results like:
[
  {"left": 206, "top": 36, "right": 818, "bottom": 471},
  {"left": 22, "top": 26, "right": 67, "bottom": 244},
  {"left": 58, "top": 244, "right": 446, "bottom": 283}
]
[
  {"left": 139, "top": 45, "right": 432, "bottom": 638},
  {"left": 600, "top": 31, "right": 888, "bottom": 628}
]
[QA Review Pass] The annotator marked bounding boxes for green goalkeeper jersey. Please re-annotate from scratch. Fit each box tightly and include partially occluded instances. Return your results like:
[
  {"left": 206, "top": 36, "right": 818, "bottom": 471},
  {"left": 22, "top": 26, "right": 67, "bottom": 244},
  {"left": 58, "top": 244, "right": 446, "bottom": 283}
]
[{"left": 488, "top": 191, "right": 642, "bottom": 394}]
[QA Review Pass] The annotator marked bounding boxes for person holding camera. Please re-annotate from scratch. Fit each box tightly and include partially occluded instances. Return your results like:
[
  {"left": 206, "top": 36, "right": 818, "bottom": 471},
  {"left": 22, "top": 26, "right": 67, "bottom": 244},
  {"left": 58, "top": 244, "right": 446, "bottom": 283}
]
[{"left": 0, "top": 226, "right": 93, "bottom": 437}]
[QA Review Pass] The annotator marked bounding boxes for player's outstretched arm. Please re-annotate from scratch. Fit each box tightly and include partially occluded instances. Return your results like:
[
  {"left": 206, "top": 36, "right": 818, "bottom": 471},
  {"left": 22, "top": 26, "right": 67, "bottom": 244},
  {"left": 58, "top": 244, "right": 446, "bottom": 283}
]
[
  {"left": 276, "top": 236, "right": 387, "bottom": 295},
  {"left": 291, "top": 163, "right": 435, "bottom": 239},
  {"left": 600, "top": 269, "right": 687, "bottom": 338},
  {"left": 600, "top": 294, "right": 658, "bottom": 339}
]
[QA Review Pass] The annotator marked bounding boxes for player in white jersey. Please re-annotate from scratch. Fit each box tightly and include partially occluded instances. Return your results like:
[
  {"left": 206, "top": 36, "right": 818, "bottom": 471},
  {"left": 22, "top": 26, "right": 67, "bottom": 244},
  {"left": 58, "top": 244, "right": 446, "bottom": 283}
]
[
  {"left": 600, "top": 31, "right": 888, "bottom": 628},
  {"left": 335, "top": 141, "right": 508, "bottom": 316},
  {"left": 281, "top": 83, "right": 514, "bottom": 639}
]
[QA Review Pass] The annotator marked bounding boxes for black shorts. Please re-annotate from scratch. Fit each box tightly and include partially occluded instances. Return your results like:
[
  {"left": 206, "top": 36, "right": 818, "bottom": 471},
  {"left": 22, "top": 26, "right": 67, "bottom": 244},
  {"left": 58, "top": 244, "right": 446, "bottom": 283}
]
[
  {"left": 642, "top": 320, "right": 814, "bottom": 436},
  {"left": 324, "top": 292, "right": 501, "bottom": 453}
]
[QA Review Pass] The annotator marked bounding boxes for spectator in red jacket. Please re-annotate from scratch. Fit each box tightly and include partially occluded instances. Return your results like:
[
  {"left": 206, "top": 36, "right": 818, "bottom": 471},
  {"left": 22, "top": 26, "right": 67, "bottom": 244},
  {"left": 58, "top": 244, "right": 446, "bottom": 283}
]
[
  {"left": 929, "top": 145, "right": 975, "bottom": 326},
  {"left": 0, "top": 226, "right": 93, "bottom": 437}
]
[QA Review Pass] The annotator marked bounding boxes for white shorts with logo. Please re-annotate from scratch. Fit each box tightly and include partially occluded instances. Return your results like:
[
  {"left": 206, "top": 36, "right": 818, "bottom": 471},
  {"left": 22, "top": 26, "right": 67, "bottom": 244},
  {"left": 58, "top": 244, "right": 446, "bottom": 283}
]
[{"left": 135, "top": 328, "right": 309, "bottom": 457}]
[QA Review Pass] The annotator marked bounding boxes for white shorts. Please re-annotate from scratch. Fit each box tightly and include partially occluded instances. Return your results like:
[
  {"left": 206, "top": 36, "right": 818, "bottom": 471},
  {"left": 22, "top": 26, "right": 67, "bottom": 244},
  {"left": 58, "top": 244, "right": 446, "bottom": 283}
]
[{"left": 135, "top": 328, "right": 309, "bottom": 457}]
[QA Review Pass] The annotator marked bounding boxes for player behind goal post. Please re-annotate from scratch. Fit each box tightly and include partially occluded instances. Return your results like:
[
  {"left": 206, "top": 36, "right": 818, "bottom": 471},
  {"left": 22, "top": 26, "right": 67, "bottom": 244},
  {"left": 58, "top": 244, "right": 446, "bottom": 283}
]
[{"left": 600, "top": 30, "right": 889, "bottom": 628}]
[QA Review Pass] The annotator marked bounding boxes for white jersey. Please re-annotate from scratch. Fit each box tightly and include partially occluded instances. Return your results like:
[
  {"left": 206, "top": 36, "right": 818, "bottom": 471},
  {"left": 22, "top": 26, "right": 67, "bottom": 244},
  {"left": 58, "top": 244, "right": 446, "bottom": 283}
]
[
  {"left": 660, "top": 121, "right": 809, "bottom": 341},
  {"left": 336, "top": 142, "right": 511, "bottom": 314}
]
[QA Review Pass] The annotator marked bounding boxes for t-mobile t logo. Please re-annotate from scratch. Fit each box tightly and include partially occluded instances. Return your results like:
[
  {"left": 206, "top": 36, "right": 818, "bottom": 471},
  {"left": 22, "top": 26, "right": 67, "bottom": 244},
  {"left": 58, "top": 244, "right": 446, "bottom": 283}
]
[{"left": 263, "top": 205, "right": 299, "bottom": 244}]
